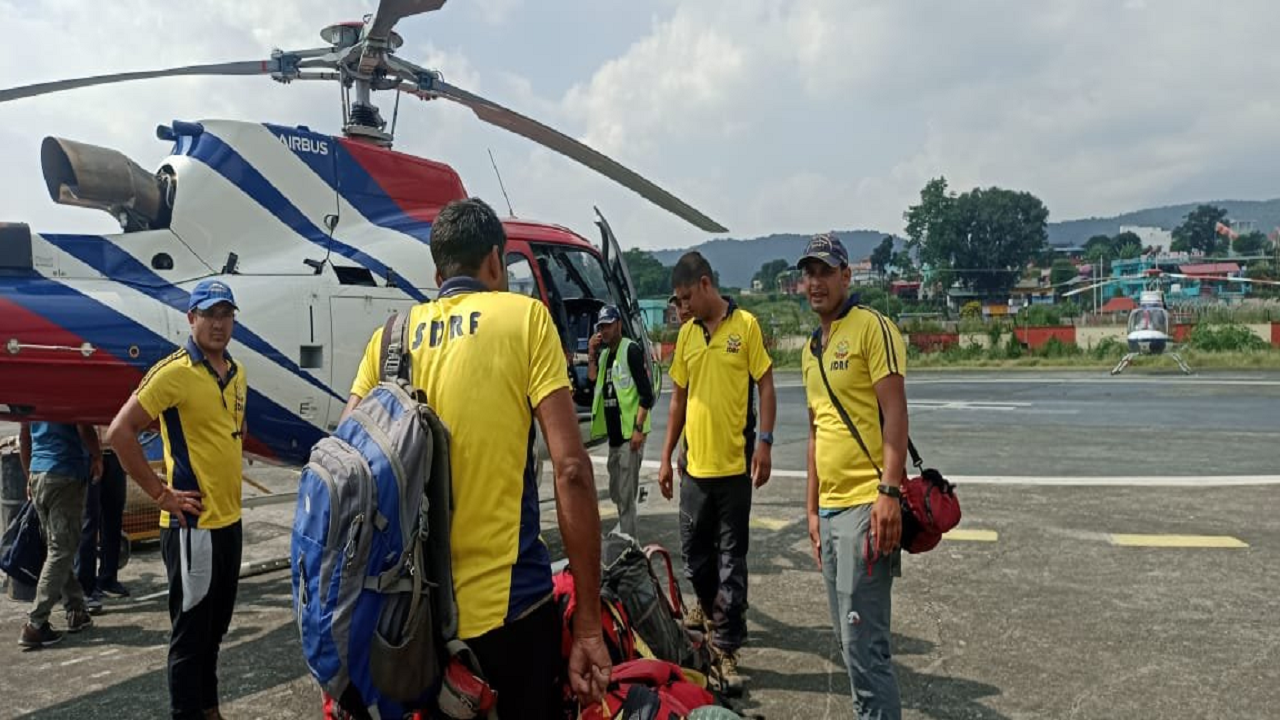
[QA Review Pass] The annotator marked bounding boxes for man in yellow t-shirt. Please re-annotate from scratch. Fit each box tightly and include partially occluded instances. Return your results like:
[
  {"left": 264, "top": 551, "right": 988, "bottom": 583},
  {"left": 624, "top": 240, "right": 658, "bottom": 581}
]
[
  {"left": 798, "top": 233, "right": 908, "bottom": 718},
  {"left": 657, "top": 251, "right": 776, "bottom": 692},
  {"left": 106, "top": 278, "right": 248, "bottom": 720},
  {"left": 341, "top": 198, "right": 610, "bottom": 718}
]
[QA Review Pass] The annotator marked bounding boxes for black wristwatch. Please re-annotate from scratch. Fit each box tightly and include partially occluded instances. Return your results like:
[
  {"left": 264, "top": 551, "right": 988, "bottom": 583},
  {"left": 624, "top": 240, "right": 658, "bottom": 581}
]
[{"left": 877, "top": 483, "right": 901, "bottom": 498}]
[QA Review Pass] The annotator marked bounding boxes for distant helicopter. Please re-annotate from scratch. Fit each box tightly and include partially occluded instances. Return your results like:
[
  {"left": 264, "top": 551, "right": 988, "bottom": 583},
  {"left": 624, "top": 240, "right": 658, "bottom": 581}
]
[
  {"left": 0, "top": 0, "right": 723, "bottom": 467},
  {"left": 1064, "top": 266, "right": 1279, "bottom": 375}
]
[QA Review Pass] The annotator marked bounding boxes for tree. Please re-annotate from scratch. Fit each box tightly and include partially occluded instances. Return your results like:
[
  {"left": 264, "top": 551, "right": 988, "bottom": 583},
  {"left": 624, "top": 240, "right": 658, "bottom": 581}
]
[
  {"left": 904, "top": 176, "right": 1050, "bottom": 295},
  {"left": 1171, "top": 205, "right": 1228, "bottom": 255},
  {"left": 1116, "top": 239, "right": 1143, "bottom": 259},
  {"left": 622, "top": 248, "right": 671, "bottom": 298},
  {"left": 870, "top": 236, "right": 895, "bottom": 277},
  {"left": 752, "top": 258, "right": 791, "bottom": 292},
  {"left": 1232, "top": 231, "right": 1271, "bottom": 256},
  {"left": 1084, "top": 234, "right": 1114, "bottom": 261},
  {"left": 1050, "top": 258, "right": 1079, "bottom": 291},
  {"left": 891, "top": 250, "right": 915, "bottom": 279}
]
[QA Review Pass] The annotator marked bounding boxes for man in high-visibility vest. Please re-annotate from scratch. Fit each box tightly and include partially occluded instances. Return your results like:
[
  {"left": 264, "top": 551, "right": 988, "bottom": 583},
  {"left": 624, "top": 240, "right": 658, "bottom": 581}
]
[{"left": 588, "top": 304, "right": 655, "bottom": 539}]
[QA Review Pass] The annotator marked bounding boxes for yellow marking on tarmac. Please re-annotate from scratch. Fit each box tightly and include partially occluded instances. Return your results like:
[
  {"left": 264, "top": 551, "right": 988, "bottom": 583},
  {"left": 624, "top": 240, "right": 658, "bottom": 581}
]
[
  {"left": 750, "top": 517, "right": 793, "bottom": 531},
  {"left": 599, "top": 507, "right": 618, "bottom": 520},
  {"left": 946, "top": 529, "right": 999, "bottom": 542},
  {"left": 1109, "top": 534, "right": 1248, "bottom": 548}
]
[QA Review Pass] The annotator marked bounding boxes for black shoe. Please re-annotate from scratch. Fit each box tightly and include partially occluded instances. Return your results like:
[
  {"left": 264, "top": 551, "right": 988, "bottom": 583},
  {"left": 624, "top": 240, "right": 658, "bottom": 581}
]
[
  {"left": 19, "top": 622, "right": 64, "bottom": 648},
  {"left": 66, "top": 608, "right": 93, "bottom": 633},
  {"left": 98, "top": 580, "right": 131, "bottom": 598},
  {"left": 85, "top": 592, "right": 104, "bottom": 616}
]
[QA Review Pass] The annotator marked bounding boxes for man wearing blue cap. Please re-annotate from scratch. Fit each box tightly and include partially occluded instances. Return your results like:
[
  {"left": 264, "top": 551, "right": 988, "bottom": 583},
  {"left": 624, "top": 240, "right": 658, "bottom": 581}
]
[
  {"left": 107, "top": 278, "right": 248, "bottom": 720},
  {"left": 798, "top": 233, "right": 907, "bottom": 718},
  {"left": 587, "top": 305, "right": 654, "bottom": 539}
]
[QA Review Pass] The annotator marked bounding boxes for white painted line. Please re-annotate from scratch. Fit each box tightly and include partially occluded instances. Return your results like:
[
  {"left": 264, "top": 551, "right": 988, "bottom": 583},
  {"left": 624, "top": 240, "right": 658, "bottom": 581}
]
[
  {"left": 907, "top": 377, "right": 1280, "bottom": 387},
  {"left": 588, "top": 457, "right": 1280, "bottom": 486},
  {"left": 136, "top": 589, "right": 169, "bottom": 602},
  {"left": 60, "top": 656, "right": 90, "bottom": 667},
  {"left": 90, "top": 671, "right": 112, "bottom": 679},
  {"left": 98, "top": 648, "right": 121, "bottom": 657}
]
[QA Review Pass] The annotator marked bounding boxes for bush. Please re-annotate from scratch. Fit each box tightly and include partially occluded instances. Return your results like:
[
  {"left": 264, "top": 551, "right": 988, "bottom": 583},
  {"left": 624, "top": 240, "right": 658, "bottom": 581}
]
[
  {"left": 1187, "top": 324, "right": 1269, "bottom": 352},
  {"left": 1036, "top": 337, "right": 1082, "bottom": 358},
  {"left": 1089, "top": 337, "right": 1126, "bottom": 360},
  {"left": 1018, "top": 305, "right": 1062, "bottom": 326}
]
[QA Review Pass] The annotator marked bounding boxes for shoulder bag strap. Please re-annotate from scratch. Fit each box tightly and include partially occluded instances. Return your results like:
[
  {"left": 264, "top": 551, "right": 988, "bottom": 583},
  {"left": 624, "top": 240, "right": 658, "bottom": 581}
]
[
  {"left": 811, "top": 328, "right": 883, "bottom": 478},
  {"left": 378, "top": 312, "right": 411, "bottom": 383}
]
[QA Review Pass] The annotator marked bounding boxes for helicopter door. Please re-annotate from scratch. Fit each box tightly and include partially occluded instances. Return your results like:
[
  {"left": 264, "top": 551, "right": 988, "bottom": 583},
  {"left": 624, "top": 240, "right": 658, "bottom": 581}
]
[{"left": 594, "top": 207, "right": 661, "bottom": 397}]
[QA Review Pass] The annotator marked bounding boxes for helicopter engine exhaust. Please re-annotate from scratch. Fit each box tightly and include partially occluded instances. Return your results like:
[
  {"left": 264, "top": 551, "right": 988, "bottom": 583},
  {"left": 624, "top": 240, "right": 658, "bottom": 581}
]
[{"left": 40, "top": 136, "right": 165, "bottom": 231}]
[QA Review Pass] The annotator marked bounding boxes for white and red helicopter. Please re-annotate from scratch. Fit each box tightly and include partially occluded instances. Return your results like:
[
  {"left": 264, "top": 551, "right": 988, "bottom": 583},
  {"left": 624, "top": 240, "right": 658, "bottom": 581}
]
[{"left": 0, "top": 0, "right": 722, "bottom": 467}]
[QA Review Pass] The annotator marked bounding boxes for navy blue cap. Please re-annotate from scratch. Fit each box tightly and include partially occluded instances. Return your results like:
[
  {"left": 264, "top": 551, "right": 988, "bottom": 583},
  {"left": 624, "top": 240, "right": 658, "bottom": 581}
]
[
  {"left": 596, "top": 304, "right": 621, "bottom": 328},
  {"left": 188, "top": 279, "right": 238, "bottom": 312},
  {"left": 797, "top": 232, "right": 849, "bottom": 269}
]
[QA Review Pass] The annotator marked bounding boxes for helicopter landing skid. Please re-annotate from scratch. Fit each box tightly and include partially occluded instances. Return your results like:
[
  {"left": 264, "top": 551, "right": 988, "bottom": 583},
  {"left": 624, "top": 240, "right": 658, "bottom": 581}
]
[{"left": 1110, "top": 352, "right": 1194, "bottom": 376}]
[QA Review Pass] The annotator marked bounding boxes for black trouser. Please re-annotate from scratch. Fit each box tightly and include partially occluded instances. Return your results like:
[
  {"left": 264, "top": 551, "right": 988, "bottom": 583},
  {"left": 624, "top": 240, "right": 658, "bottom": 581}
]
[
  {"left": 466, "top": 598, "right": 564, "bottom": 719},
  {"left": 679, "top": 473, "right": 753, "bottom": 653},
  {"left": 76, "top": 453, "right": 127, "bottom": 594},
  {"left": 161, "top": 522, "right": 243, "bottom": 720}
]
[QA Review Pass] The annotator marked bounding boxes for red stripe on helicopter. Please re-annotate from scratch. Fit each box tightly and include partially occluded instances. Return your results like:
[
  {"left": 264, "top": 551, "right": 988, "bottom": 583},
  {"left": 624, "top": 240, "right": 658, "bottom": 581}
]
[
  {"left": 0, "top": 296, "right": 277, "bottom": 461},
  {"left": 337, "top": 138, "right": 468, "bottom": 223}
]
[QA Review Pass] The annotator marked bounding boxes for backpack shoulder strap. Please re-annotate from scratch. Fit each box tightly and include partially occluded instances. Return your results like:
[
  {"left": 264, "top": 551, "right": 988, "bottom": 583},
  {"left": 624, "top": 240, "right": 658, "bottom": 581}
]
[{"left": 378, "top": 312, "right": 411, "bottom": 383}]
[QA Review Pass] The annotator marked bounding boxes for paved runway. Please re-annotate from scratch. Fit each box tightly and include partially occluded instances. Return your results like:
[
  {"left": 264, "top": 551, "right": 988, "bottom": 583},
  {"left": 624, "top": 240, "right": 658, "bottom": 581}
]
[{"left": 2, "top": 370, "right": 1277, "bottom": 719}]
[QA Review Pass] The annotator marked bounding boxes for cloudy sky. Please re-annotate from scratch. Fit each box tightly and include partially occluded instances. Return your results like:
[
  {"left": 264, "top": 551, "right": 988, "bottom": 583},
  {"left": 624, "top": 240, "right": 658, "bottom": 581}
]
[{"left": 2, "top": 0, "right": 1279, "bottom": 251}]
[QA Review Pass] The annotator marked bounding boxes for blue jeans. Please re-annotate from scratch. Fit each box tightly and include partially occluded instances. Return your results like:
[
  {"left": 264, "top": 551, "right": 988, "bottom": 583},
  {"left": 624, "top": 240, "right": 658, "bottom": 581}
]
[{"left": 819, "top": 503, "right": 902, "bottom": 719}]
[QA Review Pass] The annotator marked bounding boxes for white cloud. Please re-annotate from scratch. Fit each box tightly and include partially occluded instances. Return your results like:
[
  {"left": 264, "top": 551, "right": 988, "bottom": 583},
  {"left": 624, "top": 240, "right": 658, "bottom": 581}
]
[{"left": 3, "top": 0, "right": 1280, "bottom": 252}]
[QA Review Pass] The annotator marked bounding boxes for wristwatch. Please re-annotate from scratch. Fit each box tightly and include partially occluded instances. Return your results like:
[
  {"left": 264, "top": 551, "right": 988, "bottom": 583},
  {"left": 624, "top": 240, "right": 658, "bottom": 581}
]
[
  {"left": 758, "top": 431, "right": 774, "bottom": 445},
  {"left": 877, "top": 483, "right": 901, "bottom": 498}
]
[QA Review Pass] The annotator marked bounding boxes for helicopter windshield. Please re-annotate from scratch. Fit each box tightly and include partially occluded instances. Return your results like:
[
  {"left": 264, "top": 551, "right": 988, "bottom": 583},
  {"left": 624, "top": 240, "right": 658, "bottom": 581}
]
[
  {"left": 540, "top": 247, "right": 612, "bottom": 302},
  {"left": 1129, "top": 307, "right": 1169, "bottom": 334}
]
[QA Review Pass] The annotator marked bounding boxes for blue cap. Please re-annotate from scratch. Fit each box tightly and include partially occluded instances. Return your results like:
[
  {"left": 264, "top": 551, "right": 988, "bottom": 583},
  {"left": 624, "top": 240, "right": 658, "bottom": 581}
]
[
  {"left": 797, "top": 232, "right": 849, "bottom": 269},
  {"left": 188, "top": 279, "right": 238, "bottom": 312},
  {"left": 596, "top": 304, "right": 621, "bottom": 328}
]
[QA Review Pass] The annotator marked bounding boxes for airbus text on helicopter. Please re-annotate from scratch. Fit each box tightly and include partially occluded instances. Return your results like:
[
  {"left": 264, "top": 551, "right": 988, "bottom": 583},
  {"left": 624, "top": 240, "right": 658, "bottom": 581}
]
[{"left": 0, "top": 0, "right": 725, "bottom": 466}]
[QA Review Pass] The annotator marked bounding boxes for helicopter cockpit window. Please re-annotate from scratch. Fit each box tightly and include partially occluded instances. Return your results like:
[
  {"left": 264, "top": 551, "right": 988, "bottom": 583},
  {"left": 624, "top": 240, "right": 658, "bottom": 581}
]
[
  {"left": 1129, "top": 307, "right": 1169, "bottom": 333},
  {"left": 505, "top": 253, "right": 539, "bottom": 298},
  {"left": 541, "top": 248, "right": 612, "bottom": 303}
]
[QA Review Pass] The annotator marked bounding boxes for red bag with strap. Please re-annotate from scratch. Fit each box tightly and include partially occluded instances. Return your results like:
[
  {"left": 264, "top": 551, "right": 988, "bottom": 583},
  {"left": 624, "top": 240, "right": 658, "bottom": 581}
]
[
  {"left": 899, "top": 467, "right": 961, "bottom": 553},
  {"left": 577, "top": 659, "right": 716, "bottom": 720},
  {"left": 554, "top": 566, "right": 637, "bottom": 665}
]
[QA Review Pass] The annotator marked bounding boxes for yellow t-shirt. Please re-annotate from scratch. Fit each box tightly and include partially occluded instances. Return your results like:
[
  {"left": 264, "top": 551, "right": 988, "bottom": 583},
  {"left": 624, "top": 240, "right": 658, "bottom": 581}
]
[
  {"left": 669, "top": 300, "right": 772, "bottom": 478},
  {"left": 802, "top": 302, "right": 907, "bottom": 510},
  {"left": 350, "top": 278, "right": 570, "bottom": 640},
  {"left": 136, "top": 338, "right": 247, "bottom": 530}
]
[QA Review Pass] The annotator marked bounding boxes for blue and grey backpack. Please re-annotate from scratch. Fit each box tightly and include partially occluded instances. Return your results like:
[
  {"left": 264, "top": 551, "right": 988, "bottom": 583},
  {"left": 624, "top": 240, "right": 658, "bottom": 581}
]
[{"left": 291, "top": 312, "right": 459, "bottom": 718}]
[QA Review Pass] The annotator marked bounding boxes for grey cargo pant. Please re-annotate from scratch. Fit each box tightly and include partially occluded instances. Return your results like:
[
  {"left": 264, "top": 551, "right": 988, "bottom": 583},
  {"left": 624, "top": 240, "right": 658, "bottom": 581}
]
[
  {"left": 819, "top": 503, "right": 902, "bottom": 720},
  {"left": 29, "top": 472, "right": 88, "bottom": 626},
  {"left": 607, "top": 439, "right": 644, "bottom": 540}
]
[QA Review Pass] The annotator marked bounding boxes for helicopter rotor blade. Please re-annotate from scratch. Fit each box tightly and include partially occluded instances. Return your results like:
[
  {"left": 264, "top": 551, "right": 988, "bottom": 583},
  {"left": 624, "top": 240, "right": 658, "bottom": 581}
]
[
  {"left": 401, "top": 77, "right": 729, "bottom": 233},
  {"left": 0, "top": 52, "right": 335, "bottom": 104},
  {"left": 366, "top": 0, "right": 447, "bottom": 44}
]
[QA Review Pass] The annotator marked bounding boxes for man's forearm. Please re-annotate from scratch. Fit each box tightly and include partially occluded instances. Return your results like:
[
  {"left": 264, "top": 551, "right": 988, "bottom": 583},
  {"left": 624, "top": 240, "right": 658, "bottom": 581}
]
[
  {"left": 881, "top": 407, "right": 908, "bottom": 485},
  {"left": 78, "top": 425, "right": 102, "bottom": 457},
  {"left": 19, "top": 423, "right": 31, "bottom": 477},
  {"left": 806, "top": 430, "right": 819, "bottom": 516},
  {"left": 660, "top": 391, "right": 686, "bottom": 462},
  {"left": 554, "top": 453, "right": 603, "bottom": 635},
  {"left": 758, "top": 371, "right": 777, "bottom": 435},
  {"left": 107, "top": 430, "right": 167, "bottom": 500}
]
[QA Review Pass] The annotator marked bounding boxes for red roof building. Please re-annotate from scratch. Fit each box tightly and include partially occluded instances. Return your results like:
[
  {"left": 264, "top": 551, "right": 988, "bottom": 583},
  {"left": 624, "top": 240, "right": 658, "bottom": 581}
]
[
  {"left": 1178, "top": 263, "right": 1240, "bottom": 276},
  {"left": 1100, "top": 297, "right": 1137, "bottom": 313}
]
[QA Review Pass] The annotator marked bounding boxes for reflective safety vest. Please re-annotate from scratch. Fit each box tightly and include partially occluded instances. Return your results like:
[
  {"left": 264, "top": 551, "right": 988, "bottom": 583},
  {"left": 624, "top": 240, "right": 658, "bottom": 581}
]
[{"left": 591, "top": 337, "right": 652, "bottom": 440}]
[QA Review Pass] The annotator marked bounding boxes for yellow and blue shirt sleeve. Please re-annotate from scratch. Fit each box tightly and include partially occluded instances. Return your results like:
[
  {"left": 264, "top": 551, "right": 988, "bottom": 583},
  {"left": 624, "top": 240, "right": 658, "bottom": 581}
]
[
  {"left": 669, "top": 323, "right": 690, "bottom": 389},
  {"left": 349, "top": 326, "right": 385, "bottom": 399},
  {"left": 745, "top": 315, "right": 772, "bottom": 382},
  {"left": 527, "top": 302, "right": 571, "bottom": 408},
  {"left": 861, "top": 310, "right": 908, "bottom": 384},
  {"left": 136, "top": 357, "right": 186, "bottom": 418}
]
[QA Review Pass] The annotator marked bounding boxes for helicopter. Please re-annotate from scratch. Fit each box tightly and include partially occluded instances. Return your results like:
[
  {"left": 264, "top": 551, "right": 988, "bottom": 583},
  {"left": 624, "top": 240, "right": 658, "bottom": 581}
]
[
  {"left": 0, "top": 0, "right": 725, "bottom": 467},
  {"left": 1063, "top": 266, "right": 1279, "bottom": 375}
]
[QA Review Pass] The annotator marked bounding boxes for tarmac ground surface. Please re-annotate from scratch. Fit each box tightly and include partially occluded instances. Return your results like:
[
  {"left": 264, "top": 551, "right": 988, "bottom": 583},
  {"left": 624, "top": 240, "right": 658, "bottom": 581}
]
[{"left": 1, "top": 370, "right": 1277, "bottom": 719}]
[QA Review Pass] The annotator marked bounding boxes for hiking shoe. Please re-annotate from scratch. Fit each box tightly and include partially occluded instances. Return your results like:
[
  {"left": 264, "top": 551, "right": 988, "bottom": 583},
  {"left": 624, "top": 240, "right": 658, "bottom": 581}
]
[
  {"left": 85, "top": 592, "right": 104, "bottom": 616},
  {"left": 19, "top": 622, "right": 63, "bottom": 648},
  {"left": 66, "top": 608, "right": 94, "bottom": 633},
  {"left": 98, "top": 580, "right": 131, "bottom": 598},
  {"left": 684, "top": 603, "right": 709, "bottom": 631},
  {"left": 713, "top": 648, "right": 744, "bottom": 694}
]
